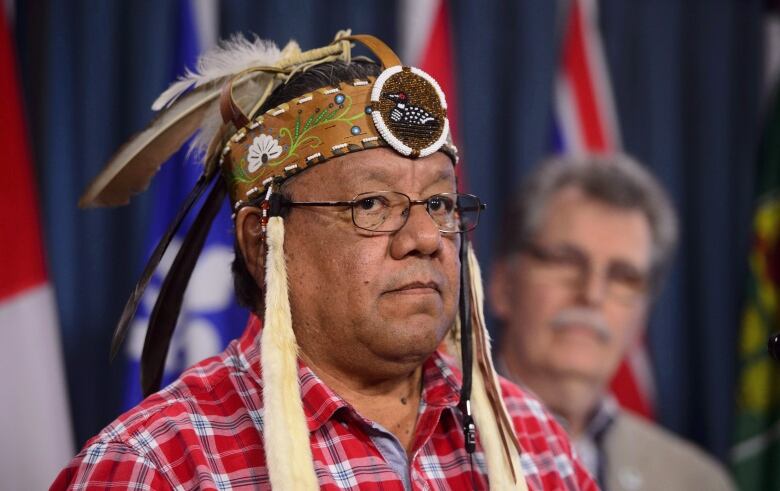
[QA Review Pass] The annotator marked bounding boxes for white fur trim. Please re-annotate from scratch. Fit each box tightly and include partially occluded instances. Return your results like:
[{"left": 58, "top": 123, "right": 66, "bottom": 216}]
[
  {"left": 471, "top": 370, "right": 527, "bottom": 489},
  {"left": 467, "top": 245, "right": 527, "bottom": 490},
  {"left": 261, "top": 217, "right": 319, "bottom": 489}
]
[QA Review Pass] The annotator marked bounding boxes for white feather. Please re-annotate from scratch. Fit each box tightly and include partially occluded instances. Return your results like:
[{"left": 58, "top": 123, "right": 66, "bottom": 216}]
[{"left": 152, "top": 34, "right": 285, "bottom": 111}]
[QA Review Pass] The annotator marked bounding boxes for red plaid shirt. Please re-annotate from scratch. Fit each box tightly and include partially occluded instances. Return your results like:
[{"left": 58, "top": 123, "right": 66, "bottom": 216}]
[{"left": 53, "top": 317, "right": 597, "bottom": 490}]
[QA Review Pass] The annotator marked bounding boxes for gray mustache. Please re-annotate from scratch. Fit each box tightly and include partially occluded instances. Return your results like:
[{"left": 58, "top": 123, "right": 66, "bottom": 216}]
[{"left": 550, "top": 307, "right": 611, "bottom": 342}]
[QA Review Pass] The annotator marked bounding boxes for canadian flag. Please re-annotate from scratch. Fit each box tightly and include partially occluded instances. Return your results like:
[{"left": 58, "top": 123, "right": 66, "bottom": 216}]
[{"left": 0, "top": 5, "right": 74, "bottom": 489}]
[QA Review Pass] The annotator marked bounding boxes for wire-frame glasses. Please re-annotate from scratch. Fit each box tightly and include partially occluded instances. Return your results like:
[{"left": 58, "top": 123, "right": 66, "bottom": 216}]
[{"left": 282, "top": 191, "right": 485, "bottom": 233}]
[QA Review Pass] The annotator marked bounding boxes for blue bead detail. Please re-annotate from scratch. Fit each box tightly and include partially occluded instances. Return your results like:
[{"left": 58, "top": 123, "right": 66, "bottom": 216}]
[
  {"left": 335, "top": 94, "right": 345, "bottom": 104},
  {"left": 365, "top": 106, "right": 372, "bottom": 114},
  {"left": 350, "top": 126, "right": 361, "bottom": 135}
]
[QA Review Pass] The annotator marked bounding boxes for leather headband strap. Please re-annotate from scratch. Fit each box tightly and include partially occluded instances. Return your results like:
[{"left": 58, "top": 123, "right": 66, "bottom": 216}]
[{"left": 341, "top": 34, "right": 401, "bottom": 68}]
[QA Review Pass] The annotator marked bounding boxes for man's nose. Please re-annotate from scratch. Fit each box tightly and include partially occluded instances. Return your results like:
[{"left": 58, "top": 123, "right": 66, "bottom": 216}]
[
  {"left": 389, "top": 204, "right": 442, "bottom": 258},
  {"left": 576, "top": 267, "right": 609, "bottom": 306}
]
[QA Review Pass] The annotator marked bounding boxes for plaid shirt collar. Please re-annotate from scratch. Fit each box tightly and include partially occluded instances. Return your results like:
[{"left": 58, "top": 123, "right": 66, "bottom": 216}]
[{"left": 236, "top": 315, "right": 462, "bottom": 433}]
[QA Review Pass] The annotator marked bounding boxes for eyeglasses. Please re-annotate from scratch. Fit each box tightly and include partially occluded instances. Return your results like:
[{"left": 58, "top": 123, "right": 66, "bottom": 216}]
[
  {"left": 282, "top": 191, "right": 485, "bottom": 233},
  {"left": 520, "top": 242, "right": 650, "bottom": 305}
]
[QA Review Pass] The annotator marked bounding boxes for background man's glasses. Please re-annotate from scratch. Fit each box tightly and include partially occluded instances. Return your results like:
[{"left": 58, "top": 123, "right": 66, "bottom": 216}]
[
  {"left": 283, "top": 191, "right": 485, "bottom": 233},
  {"left": 520, "top": 242, "right": 650, "bottom": 305}
]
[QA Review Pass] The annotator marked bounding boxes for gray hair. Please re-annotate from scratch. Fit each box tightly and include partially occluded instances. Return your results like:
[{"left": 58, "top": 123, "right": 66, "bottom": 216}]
[{"left": 498, "top": 153, "right": 679, "bottom": 292}]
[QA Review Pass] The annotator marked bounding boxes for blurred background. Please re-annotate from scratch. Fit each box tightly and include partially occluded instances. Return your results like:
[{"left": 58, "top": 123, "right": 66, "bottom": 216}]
[{"left": 2, "top": 0, "right": 778, "bottom": 489}]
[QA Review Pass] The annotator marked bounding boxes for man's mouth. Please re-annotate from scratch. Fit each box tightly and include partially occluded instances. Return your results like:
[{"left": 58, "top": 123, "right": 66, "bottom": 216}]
[{"left": 387, "top": 281, "right": 440, "bottom": 294}]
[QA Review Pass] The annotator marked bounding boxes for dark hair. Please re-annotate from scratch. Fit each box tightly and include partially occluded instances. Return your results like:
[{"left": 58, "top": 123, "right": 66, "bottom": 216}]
[
  {"left": 498, "top": 153, "right": 678, "bottom": 293},
  {"left": 232, "top": 60, "right": 382, "bottom": 312}
]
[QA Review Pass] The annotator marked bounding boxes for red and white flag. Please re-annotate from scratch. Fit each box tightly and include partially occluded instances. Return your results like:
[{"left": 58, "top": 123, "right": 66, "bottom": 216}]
[
  {"left": 554, "top": 0, "right": 655, "bottom": 419},
  {"left": 0, "top": 5, "right": 74, "bottom": 488}
]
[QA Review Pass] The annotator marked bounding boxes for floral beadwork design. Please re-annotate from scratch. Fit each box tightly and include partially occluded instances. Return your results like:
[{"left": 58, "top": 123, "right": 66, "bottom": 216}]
[{"left": 246, "top": 134, "right": 283, "bottom": 172}]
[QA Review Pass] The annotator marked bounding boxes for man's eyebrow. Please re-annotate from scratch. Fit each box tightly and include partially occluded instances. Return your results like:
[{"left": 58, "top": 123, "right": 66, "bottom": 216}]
[
  {"left": 433, "top": 167, "right": 455, "bottom": 183},
  {"left": 359, "top": 168, "right": 395, "bottom": 184},
  {"left": 608, "top": 258, "right": 648, "bottom": 276}
]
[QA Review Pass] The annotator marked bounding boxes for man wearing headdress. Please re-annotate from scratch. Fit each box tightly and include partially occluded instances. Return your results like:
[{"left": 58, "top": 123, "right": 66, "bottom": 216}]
[
  {"left": 489, "top": 153, "right": 735, "bottom": 490},
  {"left": 52, "top": 33, "right": 596, "bottom": 490}
]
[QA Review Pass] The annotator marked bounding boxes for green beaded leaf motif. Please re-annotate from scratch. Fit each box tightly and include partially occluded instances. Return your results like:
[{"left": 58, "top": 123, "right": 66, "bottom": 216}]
[{"left": 231, "top": 92, "right": 364, "bottom": 186}]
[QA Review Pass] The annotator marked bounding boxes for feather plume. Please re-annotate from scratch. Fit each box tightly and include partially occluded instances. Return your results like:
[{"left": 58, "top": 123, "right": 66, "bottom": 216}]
[
  {"left": 79, "top": 37, "right": 293, "bottom": 208},
  {"left": 108, "top": 170, "right": 215, "bottom": 360},
  {"left": 79, "top": 86, "right": 219, "bottom": 207},
  {"left": 152, "top": 35, "right": 285, "bottom": 111},
  {"left": 79, "top": 33, "right": 352, "bottom": 208}
]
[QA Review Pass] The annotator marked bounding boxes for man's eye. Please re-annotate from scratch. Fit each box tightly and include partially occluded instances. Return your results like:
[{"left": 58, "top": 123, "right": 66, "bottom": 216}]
[
  {"left": 428, "top": 196, "right": 453, "bottom": 212},
  {"left": 357, "top": 196, "right": 386, "bottom": 211},
  {"left": 610, "top": 268, "right": 647, "bottom": 290}
]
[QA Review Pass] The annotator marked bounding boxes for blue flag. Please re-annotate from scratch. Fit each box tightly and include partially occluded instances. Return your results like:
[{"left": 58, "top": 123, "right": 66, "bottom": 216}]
[{"left": 122, "top": 0, "right": 247, "bottom": 408}]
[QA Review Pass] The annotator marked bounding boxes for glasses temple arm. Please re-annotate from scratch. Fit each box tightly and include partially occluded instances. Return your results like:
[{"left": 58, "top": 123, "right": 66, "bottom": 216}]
[{"left": 281, "top": 200, "right": 356, "bottom": 207}]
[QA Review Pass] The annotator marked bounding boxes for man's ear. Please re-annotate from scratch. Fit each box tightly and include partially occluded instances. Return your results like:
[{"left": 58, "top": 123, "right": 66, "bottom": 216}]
[
  {"left": 488, "top": 258, "right": 513, "bottom": 320},
  {"left": 236, "top": 206, "right": 266, "bottom": 283}
]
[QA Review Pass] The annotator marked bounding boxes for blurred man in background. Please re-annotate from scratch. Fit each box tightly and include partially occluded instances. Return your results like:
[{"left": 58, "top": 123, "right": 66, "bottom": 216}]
[{"left": 489, "top": 153, "right": 735, "bottom": 490}]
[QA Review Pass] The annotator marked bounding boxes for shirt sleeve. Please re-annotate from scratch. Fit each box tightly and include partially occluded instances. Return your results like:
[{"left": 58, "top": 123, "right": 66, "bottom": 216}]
[{"left": 50, "top": 441, "right": 173, "bottom": 491}]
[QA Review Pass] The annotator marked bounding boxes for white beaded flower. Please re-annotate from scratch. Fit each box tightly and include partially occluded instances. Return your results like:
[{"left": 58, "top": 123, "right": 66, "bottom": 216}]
[{"left": 247, "top": 134, "right": 283, "bottom": 172}]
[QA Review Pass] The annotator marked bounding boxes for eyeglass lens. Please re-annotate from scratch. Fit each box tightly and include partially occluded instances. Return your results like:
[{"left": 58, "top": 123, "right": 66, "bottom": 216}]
[{"left": 352, "top": 191, "right": 481, "bottom": 233}]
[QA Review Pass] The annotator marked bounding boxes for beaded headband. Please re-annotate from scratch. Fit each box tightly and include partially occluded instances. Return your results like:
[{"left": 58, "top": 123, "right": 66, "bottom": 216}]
[{"left": 218, "top": 35, "right": 457, "bottom": 211}]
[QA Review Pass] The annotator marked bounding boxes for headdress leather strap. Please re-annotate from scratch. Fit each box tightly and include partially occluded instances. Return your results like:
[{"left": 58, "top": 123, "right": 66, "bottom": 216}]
[
  {"left": 219, "top": 66, "right": 287, "bottom": 128},
  {"left": 220, "top": 76, "right": 250, "bottom": 128},
  {"left": 340, "top": 34, "right": 401, "bottom": 68}
]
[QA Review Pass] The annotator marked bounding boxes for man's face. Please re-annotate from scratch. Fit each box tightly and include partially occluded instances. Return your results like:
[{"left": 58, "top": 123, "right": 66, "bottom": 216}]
[
  {"left": 491, "top": 185, "right": 652, "bottom": 388},
  {"left": 282, "top": 148, "right": 460, "bottom": 379}
]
